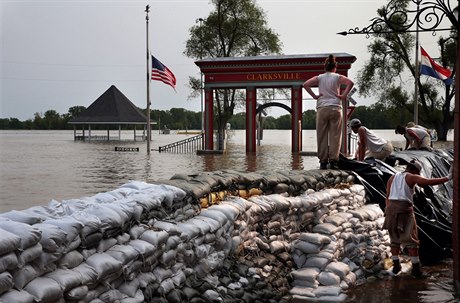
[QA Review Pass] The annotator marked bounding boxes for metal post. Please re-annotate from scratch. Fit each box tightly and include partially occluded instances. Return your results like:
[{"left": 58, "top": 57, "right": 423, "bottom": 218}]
[
  {"left": 197, "top": 18, "right": 205, "bottom": 149},
  {"left": 145, "top": 5, "right": 151, "bottom": 154},
  {"left": 453, "top": 1, "right": 460, "bottom": 293},
  {"left": 414, "top": 2, "right": 420, "bottom": 125}
]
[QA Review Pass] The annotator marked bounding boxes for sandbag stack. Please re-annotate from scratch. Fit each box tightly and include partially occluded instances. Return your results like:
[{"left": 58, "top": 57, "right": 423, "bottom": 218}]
[{"left": 0, "top": 169, "right": 390, "bottom": 303}]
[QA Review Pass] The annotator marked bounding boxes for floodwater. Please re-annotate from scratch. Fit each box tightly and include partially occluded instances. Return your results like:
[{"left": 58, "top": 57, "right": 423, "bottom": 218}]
[{"left": 0, "top": 128, "right": 457, "bottom": 302}]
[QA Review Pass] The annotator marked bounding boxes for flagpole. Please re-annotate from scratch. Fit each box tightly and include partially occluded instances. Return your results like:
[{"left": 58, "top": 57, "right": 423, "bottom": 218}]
[
  {"left": 145, "top": 5, "right": 151, "bottom": 154},
  {"left": 414, "top": 2, "right": 420, "bottom": 125}
]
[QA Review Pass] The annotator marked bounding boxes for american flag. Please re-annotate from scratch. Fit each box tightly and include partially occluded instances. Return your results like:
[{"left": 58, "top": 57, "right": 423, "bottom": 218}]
[{"left": 151, "top": 55, "right": 176, "bottom": 90}]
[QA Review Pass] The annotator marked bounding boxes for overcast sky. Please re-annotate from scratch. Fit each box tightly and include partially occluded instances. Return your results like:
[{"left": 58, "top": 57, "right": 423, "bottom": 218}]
[{"left": 1, "top": 0, "right": 448, "bottom": 120}]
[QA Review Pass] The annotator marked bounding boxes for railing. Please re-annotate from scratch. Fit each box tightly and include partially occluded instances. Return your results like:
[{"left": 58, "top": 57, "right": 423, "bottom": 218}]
[
  {"left": 348, "top": 132, "right": 358, "bottom": 158},
  {"left": 158, "top": 133, "right": 204, "bottom": 153}
]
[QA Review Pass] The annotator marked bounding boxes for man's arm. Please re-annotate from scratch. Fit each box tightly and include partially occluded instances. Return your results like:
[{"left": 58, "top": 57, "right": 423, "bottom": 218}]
[{"left": 406, "top": 174, "right": 449, "bottom": 188}]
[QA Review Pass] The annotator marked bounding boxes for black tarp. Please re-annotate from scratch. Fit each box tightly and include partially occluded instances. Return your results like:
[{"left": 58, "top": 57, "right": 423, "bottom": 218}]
[{"left": 338, "top": 149, "right": 454, "bottom": 264}]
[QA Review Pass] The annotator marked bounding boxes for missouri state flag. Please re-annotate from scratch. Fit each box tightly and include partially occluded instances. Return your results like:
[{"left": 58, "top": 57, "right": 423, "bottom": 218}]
[
  {"left": 151, "top": 55, "right": 176, "bottom": 91},
  {"left": 420, "top": 47, "right": 453, "bottom": 85}
]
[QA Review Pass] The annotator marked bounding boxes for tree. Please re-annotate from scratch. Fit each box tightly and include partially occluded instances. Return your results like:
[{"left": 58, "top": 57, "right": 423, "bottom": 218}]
[
  {"left": 184, "top": 0, "right": 282, "bottom": 149},
  {"left": 356, "top": 0, "right": 455, "bottom": 140}
]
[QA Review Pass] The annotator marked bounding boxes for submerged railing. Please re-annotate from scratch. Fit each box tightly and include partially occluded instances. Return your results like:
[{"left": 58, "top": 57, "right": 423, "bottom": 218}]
[{"left": 158, "top": 133, "right": 204, "bottom": 153}]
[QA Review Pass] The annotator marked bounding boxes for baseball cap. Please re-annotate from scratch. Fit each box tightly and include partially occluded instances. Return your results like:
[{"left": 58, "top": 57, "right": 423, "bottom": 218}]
[
  {"left": 350, "top": 119, "right": 361, "bottom": 128},
  {"left": 407, "top": 159, "right": 422, "bottom": 174}
]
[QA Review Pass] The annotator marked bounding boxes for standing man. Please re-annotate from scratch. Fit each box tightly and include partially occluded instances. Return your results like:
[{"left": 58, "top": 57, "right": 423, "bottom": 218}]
[
  {"left": 350, "top": 118, "right": 393, "bottom": 161},
  {"left": 383, "top": 160, "right": 450, "bottom": 277},
  {"left": 395, "top": 125, "right": 432, "bottom": 151},
  {"left": 303, "top": 54, "right": 354, "bottom": 169}
]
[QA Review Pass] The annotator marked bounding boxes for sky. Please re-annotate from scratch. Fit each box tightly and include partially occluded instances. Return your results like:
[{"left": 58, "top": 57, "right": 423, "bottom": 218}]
[{"left": 0, "top": 0, "right": 449, "bottom": 121}]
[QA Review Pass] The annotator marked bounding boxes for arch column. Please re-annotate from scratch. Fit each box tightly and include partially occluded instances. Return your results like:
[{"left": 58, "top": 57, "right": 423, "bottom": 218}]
[
  {"left": 204, "top": 88, "right": 214, "bottom": 150},
  {"left": 291, "top": 86, "right": 303, "bottom": 153},
  {"left": 246, "top": 87, "right": 257, "bottom": 152}
]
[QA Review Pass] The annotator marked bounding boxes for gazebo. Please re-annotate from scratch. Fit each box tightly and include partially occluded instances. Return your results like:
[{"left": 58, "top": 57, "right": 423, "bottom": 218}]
[{"left": 68, "top": 85, "right": 148, "bottom": 141}]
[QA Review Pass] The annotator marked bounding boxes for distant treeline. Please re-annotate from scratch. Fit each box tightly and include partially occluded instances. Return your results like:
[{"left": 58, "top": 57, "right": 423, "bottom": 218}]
[{"left": 1, "top": 104, "right": 415, "bottom": 130}]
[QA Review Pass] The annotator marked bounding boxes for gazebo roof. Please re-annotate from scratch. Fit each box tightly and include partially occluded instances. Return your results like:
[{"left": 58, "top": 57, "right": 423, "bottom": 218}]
[{"left": 69, "top": 85, "right": 147, "bottom": 124}]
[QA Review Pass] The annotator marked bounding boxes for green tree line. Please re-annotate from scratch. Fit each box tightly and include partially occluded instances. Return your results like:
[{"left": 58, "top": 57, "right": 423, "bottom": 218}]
[{"left": 3, "top": 102, "right": 444, "bottom": 131}]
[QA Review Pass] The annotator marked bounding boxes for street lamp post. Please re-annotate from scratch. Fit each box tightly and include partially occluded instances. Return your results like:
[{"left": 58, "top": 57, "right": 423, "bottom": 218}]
[
  {"left": 196, "top": 17, "right": 205, "bottom": 149},
  {"left": 338, "top": 0, "right": 459, "bottom": 295}
]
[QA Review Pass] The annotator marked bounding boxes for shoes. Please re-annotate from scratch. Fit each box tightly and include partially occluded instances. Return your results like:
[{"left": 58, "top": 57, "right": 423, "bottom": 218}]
[
  {"left": 320, "top": 162, "right": 328, "bottom": 170},
  {"left": 411, "top": 262, "right": 423, "bottom": 277},
  {"left": 329, "top": 161, "right": 339, "bottom": 170},
  {"left": 392, "top": 259, "right": 401, "bottom": 274}
]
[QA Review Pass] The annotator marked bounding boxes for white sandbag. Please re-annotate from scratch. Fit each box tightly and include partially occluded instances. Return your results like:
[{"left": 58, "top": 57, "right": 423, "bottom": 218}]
[
  {"left": 58, "top": 250, "right": 84, "bottom": 269},
  {"left": 0, "top": 228, "right": 21, "bottom": 255},
  {"left": 24, "top": 277, "right": 63, "bottom": 302},
  {"left": 85, "top": 253, "right": 123, "bottom": 280},
  {"left": 0, "top": 221, "right": 41, "bottom": 251},
  {"left": 42, "top": 217, "right": 83, "bottom": 245},
  {"left": 118, "top": 278, "right": 140, "bottom": 298},
  {"left": 291, "top": 279, "right": 319, "bottom": 288},
  {"left": 128, "top": 239, "right": 156, "bottom": 258},
  {"left": 99, "top": 289, "right": 127, "bottom": 301},
  {"left": 289, "top": 286, "right": 315, "bottom": 297},
  {"left": 294, "top": 241, "right": 321, "bottom": 254},
  {"left": 32, "top": 223, "right": 67, "bottom": 253},
  {"left": 299, "top": 232, "right": 332, "bottom": 245},
  {"left": 312, "top": 285, "right": 342, "bottom": 297},
  {"left": 267, "top": 240, "right": 287, "bottom": 254},
  {"left": 96, "top": 238, "right": 117, "bottom": 253},
  {"left": 72, "top": 263, "right": 98, "bottom": 286},
  {"left": 120, "top": 289, "right": 144, "bottom": 303},
  {"left": 106, "top": 245, "right": 139, "bottom": 266},
  {"left": 348, "top": 209, "right": 369, "bottom": 221},
  {"left": 84, "top": 205, "right": 124, "bottom": 233},
  {"left": 0, "top": 252, "right": 18, "bottom": 272},
  {"left": 176, "top": 222, "right": 201, "bottom": 240},
  {"left": 0, "top": 289, "right": 35, "bottom": 303},
  {"left": 165, "top": 235, "right": 181, "bottom": 250},
  {"left": 0, "top": 210, "right": 42, "bottom": 225},
  {"left": 323, "top": 215, "right": 347, "bottom": 227},
  {"left": 137, "top": 272, "right": 156, "bottom": 288},
  {"left": 17, "top": 243, "right": 42, "bottom": 267},
  {"left": 70, "top": 212, "right": 102, "bottom": 238},
  {"left": 158, "top": 278, "right": 175, "bottom": 295},
  {"left": 139, "top": 229, "right": 169, "bottom": 247},
  {"left": 64, "top": 285, "right": 88, "bottom": 300},
  {"left": 123, "top": 260, "right": 143, "bottom": 280},
  {"left": 152, "top": 220, "right": 181, "bottom": 236},
  {"left": 291, "top": 267, "right": 320, "bottom": 282},
  {"left": 325, "top": 261, "right": 350, "bottom": 279},
  {"left": 45, "top": 268, "right": 83, "bottom": 291},
  {"left": 12, "top": 264, "right": 43, "bottom": 289},
  {"left": 317, "top": 271, "right": 340, "bottom": 286},
  {"left": 199, "top": 209, "right": 228, "bottom": 226},
  {"left": 34, "top": 251, "right": 62, "bottom": 270},
  {"left": 0, "top": 272, "right": 13, "bottom": 295},
  {"left": 159, "top": 250, "right": 177, "bottom": 267},
  {"left": 312, "top": 223, "right": 342, "bottom": 235},
  {"left": 303, "top": 256, "right": 330, "bottom": 269},
  {"left": 194, "top": 216, "right": 222, "bottom": 233}
]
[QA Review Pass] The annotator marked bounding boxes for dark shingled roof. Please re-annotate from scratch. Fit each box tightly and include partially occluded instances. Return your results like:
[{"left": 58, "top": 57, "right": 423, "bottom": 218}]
[{"left": 69, "top": 85, "right": 147, "bottom": 124}]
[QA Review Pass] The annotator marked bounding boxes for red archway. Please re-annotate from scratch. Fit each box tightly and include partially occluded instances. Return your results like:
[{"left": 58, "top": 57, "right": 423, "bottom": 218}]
[{"left": 195, "top": 53, "right": 356, "bottom": 153}]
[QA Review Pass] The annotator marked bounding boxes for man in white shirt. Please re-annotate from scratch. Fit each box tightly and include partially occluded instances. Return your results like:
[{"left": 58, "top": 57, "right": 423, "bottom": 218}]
[
  {"left": 395, "top": 125, "right": 432, "bottom": 151},
  {"left": 383, "top": 160, "right": 450, "bottom": 277},
  {"left": 349, "top": 118, "right": 393, "bottom": 161}
]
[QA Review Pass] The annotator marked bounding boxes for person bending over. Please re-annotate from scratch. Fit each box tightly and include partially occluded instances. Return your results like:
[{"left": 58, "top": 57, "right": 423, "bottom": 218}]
[
  {"left": 395, "top": 125, "right": 432, "bottom": 151},
  {"left": 350, "top": 118, "right": 393, "bottom": 161}
]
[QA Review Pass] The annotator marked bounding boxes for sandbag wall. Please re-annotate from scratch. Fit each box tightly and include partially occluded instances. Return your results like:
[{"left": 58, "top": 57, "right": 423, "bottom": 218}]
[{"left": 0, "top": 169, "right": 390, "bottom": 303}]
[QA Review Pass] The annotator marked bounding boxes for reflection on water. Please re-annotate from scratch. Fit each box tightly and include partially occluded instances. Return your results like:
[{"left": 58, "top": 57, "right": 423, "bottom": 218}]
[{"left": 345, "top": 260, "right": 458, "bottom": 303}]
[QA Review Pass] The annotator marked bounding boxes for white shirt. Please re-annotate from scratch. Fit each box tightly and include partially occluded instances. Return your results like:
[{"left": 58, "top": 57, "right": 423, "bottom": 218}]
[
  {"left": 388, "top": 172, "right": 414, "bottom": 203},
  {"left": 316, "top": 72, "right": 341, "bottom": 109},
  {"left": 361, "top": 126, "right": 387, "bottom": 152}
]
